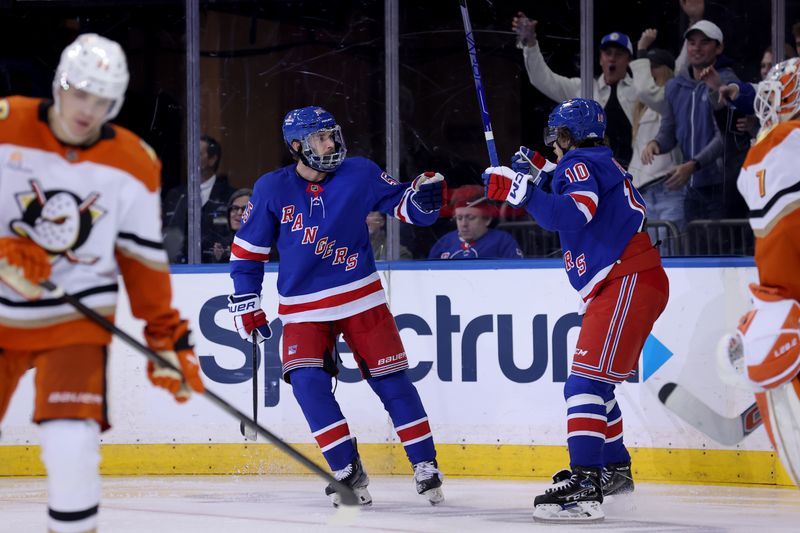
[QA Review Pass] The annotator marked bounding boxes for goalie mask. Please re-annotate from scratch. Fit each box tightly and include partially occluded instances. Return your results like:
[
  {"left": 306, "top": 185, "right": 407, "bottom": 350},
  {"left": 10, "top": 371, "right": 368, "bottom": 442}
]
[
  {"left": 754, "top": 57, "right": 800, "bottom": 131},
  {"left": 282, "top": 106, "right": 347, "bottom": 172},
  {"left": 52, "top": 33, "right": 129, "bottom": 122}
]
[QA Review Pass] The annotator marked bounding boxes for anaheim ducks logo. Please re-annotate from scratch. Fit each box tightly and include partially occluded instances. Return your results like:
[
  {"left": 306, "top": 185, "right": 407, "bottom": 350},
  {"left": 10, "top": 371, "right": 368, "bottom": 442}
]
[{"left": 10, "top": 179, "right": 106, "bottom": 264}]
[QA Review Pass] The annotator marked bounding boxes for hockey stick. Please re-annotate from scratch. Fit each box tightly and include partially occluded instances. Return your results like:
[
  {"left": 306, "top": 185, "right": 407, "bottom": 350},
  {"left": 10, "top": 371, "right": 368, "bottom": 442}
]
[
  {"left": 459, "top": 0, "right": 499, "bottom": 167},
  {"left": 239, "top": 332, "right": 258, "bottom": 441},
  {"left": 658, "top": 382, "right": 762, "bottom": 446},
  {"left": 37, "top": 279, "right": 359, "bottom": 507}
]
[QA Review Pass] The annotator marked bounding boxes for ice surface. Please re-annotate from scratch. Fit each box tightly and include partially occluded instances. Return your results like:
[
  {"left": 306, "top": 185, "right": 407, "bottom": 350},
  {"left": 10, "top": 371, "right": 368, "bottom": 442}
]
[{"left": 1, "top": 475, "right": 798, "bottom": 532}]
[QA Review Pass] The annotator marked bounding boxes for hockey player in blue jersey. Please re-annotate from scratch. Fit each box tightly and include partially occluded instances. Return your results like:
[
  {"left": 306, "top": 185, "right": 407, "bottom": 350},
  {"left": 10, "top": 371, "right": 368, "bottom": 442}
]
[
  {"left": 483, "top": 98, "right": 669, "bottom": 522},
  {"left": 227, "top": 106, "right": 445, "bottom": 507}
]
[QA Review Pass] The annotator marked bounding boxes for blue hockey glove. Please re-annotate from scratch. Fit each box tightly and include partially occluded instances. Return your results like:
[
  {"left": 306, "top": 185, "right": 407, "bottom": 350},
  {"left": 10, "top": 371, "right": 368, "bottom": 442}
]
[
  {"left": 228, "top": 293, "right": 272, "bottom": 342},
  {"left": 483, "top": 166, "right": 534, "bottom": 208},
  {"left": 410, "top": 171, "right": 446, "bottom": 213}
]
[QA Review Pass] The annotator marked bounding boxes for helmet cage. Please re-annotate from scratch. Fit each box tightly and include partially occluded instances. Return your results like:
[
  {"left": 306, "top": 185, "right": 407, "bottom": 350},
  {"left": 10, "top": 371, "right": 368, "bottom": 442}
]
[
  {"left": 755, "top": 58, "right": 800, "bottom": 131},
  {"left": 294, "top": 125, "right": 347, "bottom": 172}
]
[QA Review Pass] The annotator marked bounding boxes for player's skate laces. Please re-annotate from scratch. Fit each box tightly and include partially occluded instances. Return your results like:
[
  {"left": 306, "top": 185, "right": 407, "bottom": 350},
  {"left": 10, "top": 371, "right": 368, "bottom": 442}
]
[
  {"left": 324, "top": 455, "right": 372, "bottom": 507},
  {"left": 601, "top": 461, "right": 634, "bottom": 496},
  {"left": 412, "top": 459, "right": 444, "bottom": 505},
  {"left": 533, "top": 466, "right": 604, "bottom": 522}
]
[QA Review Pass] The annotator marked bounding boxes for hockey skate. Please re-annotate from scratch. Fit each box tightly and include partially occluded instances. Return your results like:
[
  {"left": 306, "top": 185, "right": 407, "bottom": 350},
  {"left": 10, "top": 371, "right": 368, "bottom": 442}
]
[
  {"left": 532, "top": 466, "right": 604, "bottom": 522},
  {"left": 325, "top": 454, "right": 372, "bottom": 507},
  {"left": 413, "top": 459, "right": 444, "bottom": 505},
  {"left": 602, "top": 460, "right": 635, "bottom": 497}
]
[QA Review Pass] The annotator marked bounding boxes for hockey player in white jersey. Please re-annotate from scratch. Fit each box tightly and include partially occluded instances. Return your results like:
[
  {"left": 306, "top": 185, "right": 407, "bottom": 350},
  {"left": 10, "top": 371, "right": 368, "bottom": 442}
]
[
  {"left": 723, "top": 57, "right": 800, "bottom": 486},
  {"left": 0, "top": 34, "right": 205, "bottom": 532},
  {"left": 228, "top": 106, "right": 446, "bottom": 506}
]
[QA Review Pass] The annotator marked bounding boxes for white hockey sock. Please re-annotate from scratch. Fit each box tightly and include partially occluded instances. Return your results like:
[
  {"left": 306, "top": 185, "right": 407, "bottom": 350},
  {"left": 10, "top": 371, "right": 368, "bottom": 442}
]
[{"left": 39, "top": 419, "right": 101, "bottom": 533}]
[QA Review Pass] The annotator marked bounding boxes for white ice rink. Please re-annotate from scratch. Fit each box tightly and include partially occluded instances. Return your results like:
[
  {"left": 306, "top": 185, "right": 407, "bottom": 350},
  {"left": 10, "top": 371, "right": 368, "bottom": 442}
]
[{"left": 1, "top": 475, "right": 798, "bottom": 532}]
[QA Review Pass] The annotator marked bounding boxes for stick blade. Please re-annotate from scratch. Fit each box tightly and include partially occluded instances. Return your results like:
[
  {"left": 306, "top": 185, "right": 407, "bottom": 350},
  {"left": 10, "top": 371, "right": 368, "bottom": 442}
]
[
  {"left": 658, "top": 382, "right": 748, "bottom": 446},
  {"left": 240, "top": 420, "right": 257, "bottom": 441}
]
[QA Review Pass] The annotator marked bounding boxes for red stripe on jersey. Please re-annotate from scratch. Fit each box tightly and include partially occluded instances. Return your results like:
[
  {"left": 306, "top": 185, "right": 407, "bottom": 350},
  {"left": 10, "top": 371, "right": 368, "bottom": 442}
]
[
  {"left": 315, "top": 421, "right": 351, "bottom": 450},
  {"left": 396, "top": 419, "right": 432, "bottom": 444},
  {"left": 567, "top": 417, "right": 607, "bottom": 434},
  {"left": 624, "top": 180, "right": 646, "bottom": 211},
  {"left": 279, "top": 279, "right": 384, "bottom": 315},
  {"left": 395, "top": 193, "right": 409, "bottom": 223},
  {"left": 606, "top": 418, "right": 623, "bottom": 439},
  {"left": 568, "top": 192, "right": 597, "bottom": 217},
  {"left": 231, "top": 242, "right": 270, "bottom": 261}
]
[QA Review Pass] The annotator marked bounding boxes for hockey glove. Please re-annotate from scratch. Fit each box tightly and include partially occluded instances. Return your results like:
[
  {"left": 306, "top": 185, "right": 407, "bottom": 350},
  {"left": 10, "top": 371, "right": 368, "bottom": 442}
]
[
  {"left": 145, "top": 319, "right": 205, "bottom": 403},
  {"left": 228, "top": 293, "right": 272, "bottom": 342},
  {"left": 410, "top": 171, "right": 446, "bottom": 213},
  {"left": 483, "top": 166, "right": 535, "bottom": 208},
  {"left": 0, "top": 236, "right": 51, "bottom": 300},
  {"left": 511, "top": 146, "right": 557, "bottom": 177}
]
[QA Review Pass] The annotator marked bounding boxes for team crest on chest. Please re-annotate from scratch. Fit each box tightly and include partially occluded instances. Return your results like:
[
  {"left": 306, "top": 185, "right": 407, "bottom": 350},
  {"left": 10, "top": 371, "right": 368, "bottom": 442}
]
[{"left": 10, "top": 179, "right": 106, "bottom": 264}]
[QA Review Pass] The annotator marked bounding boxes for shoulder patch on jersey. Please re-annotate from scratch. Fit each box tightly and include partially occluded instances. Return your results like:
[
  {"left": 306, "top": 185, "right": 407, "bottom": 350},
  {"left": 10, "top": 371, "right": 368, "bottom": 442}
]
[
  {"left": 379, "top": 171, "right": 399, "bottom": 186},
  {"left": 139, "top": 139, "right": 158, "bottom": 162},
  {"left": 0, "top": 99, "right": 9, "bottom": 120}
]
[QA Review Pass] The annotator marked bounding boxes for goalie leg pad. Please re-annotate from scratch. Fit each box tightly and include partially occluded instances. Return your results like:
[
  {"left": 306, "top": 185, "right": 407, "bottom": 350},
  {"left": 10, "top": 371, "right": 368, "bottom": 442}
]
[
  {"left": 764, "top": 378, "right": 800, "bottom": 486},
  {"left": 39, "top": 419, "right": 101, "bottom": 533}
]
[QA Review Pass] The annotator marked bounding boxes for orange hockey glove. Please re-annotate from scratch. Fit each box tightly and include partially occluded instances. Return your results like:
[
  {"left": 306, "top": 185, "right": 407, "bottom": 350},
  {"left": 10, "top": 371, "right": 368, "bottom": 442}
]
[
  {"left": 0, "top": 236, "right": 51, "bottom": 300},
  {"left": 145, "top": 319, "right": 205, "bottom": 403}
]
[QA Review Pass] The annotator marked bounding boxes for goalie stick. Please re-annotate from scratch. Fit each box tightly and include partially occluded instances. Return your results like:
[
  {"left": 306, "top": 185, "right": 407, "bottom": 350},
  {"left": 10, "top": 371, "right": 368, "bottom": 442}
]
[
  {"left": 459, "top": 0, "right": 499, "bottom": 167},
  {"left": 658, "top": 382, "right": 762, "bottom": 446},
  {"left": 239, "top": 333, "right": 258, "bottom": 441},
  {"left": 36, "top": 279, "right": 359, "bottom": 507}
]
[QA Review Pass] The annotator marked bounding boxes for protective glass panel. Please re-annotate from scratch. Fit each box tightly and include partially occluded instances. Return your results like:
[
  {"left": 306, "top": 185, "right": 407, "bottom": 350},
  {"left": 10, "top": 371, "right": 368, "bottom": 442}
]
[{"left": 193, "top": 2, "right": 385, "bottom": 264}]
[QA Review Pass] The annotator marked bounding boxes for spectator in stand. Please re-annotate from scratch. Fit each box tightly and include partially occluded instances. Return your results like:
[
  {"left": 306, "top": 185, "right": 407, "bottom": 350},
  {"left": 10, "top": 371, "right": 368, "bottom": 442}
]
[
  {"left": 207, "top": 188, "right": 252, "bottom": 263},
  {"left": 366, "top": 211, "right": 412, "bottom": 260},
  {"left": 628, "top": 31, "right": 685, "bottom": 248},
  {"left": 162, "top": 134, "right": 235, "bottom": 263},
  {"left": 641, "top": 20, "right": 742, "bottom": 223},
  {"left": 792, "top": 22, "right": 800, "bottom": 56},
  {"left": 429, "top": 185, "right": 523, "bottom": 259},
  {"left": 512, "top": 13, "right": 642, "bottom": 168}
]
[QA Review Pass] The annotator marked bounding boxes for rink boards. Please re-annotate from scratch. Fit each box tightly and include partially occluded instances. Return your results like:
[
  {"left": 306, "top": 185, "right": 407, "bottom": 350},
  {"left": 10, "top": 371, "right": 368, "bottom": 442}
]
[{"left": 1, "top": 259, "right": 794, "bottom": 485}]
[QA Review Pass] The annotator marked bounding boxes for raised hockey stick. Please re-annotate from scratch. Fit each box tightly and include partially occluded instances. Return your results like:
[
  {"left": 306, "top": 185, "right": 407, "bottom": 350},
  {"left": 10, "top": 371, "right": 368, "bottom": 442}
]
[
  {"left": 36, "top": 279, "right": 359, "bottom": 507},
  {"left": 658, "top": 382, "right": 762, "bottom": 446},
  {"left": 239, "top": 332, "right": 258, "bottom": 441},
  {"left": 459, "top": 0, "right": 499, "bottom": 167}
]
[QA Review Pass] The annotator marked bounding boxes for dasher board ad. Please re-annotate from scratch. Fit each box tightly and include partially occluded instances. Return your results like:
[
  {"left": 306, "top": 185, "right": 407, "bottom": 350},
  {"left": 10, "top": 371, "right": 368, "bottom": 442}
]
[{"left": 1, "top": 262, "right": 764, "bottom": 451}]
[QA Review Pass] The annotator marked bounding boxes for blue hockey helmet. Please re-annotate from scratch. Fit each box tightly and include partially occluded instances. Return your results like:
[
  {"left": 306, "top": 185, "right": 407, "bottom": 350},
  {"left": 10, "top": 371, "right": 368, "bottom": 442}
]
[
  {"left": 544, "top": 98, "right": 606, "bottom": 146},
  {"left": 282, "top": 106, "right": 347, "bottom": 172}
]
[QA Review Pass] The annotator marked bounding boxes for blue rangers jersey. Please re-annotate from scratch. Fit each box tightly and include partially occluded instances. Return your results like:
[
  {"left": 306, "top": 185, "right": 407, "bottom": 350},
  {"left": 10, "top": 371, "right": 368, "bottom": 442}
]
[
  {"left": 428, "top": 229, "right": 523, "bottom": 259},
  {"left": 230, "top": 157, "right": 438, "bottom": 323},
  {"left": 526, "top": 146, "right": 646, "bottom": 303}
]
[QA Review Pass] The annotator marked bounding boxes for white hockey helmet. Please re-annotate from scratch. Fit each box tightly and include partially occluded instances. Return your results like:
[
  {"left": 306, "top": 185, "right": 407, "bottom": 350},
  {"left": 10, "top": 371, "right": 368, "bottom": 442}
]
[
  {"left": 52, "top": 33, "right": 129, "bottom": 121},
  {"left": 755, "top": 57, "right": 800, "bottom": 131}
]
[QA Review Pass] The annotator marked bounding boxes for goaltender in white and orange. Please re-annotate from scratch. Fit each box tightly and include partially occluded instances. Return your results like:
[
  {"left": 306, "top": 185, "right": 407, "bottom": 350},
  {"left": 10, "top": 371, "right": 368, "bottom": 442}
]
[
  {"left": 0, "top": 34, "right": 204, "bottom": 532},
  {"left": 720, "top": 57, "right": 800, "bottom": 488}
]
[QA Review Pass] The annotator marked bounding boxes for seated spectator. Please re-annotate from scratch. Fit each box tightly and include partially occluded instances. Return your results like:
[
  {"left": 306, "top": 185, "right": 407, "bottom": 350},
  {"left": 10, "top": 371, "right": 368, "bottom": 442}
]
[
  {"left": 205, "top": 188, "right": 252, "bottom": 263},
  {"left": 366, "top": 211, "right": 412, "bottom": 260},
  {"left": 162, "top": 134, "right": 235, "bottom": 263},
  {"left": 429, "top": 185, "right": 523, "bottom": 259}
]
